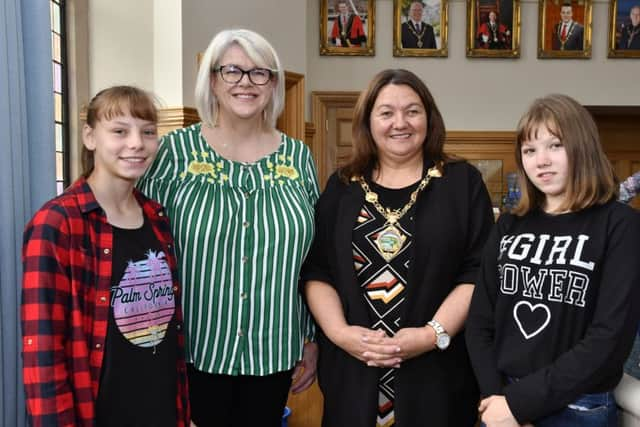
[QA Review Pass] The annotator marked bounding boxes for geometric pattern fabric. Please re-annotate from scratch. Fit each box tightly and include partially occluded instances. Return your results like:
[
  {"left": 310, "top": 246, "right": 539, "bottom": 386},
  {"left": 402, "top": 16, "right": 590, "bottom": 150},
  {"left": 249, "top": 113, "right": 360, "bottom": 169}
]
[{"left": 352, "top": 196, "right": 415, "bottom": 427}]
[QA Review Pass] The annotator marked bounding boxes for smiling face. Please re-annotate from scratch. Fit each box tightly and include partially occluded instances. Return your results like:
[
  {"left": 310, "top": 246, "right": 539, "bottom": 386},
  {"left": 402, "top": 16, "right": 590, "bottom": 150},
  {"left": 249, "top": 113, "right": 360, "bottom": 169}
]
[
  {"left": 410, "top": 2, "right": 424, "bottom": 22},
  {"left": 369, "top": 84, "right": 427, "bottom": 166},
  {"left": 520, "top": 124, "right": 569, "bottom": 212},
  {"left": 338, "top": 2, "right": 348, "bottom": 15},
  {"left": 83, "top": 112, "right": 158, "bottom": 184},
  {"left": 211, "top": 44, "right": 273, "bottom": 123},
  {"left": 560, "top": 5, "right": 573, "bottom": 23},
  {"left": 631, "top": 6, "right": 640, "bottom": 27}
]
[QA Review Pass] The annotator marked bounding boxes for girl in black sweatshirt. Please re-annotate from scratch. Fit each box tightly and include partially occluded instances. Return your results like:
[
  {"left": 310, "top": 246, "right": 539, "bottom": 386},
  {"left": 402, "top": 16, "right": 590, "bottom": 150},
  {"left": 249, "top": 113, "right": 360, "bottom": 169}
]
[{"left": 466, "top": 94, "right": 640, "bottom": 427}]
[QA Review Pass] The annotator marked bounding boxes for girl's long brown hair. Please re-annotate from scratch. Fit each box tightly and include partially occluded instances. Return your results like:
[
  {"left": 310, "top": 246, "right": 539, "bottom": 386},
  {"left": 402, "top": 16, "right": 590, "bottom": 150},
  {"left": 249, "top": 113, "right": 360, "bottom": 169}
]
[{"left": 512, "top": 94, "right": 617, "bottom": 215}]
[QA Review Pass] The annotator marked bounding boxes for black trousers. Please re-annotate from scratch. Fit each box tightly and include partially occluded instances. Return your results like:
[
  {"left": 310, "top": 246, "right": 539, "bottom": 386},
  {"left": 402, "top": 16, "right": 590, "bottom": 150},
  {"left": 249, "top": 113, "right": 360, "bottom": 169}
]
[{"left": 187, "top": 364, "right": 293, "bottom": 427}]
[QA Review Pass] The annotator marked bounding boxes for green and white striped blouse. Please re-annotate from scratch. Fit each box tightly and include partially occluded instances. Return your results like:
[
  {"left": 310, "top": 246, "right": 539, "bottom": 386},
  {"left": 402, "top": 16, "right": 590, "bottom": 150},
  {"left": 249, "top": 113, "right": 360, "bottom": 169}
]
[{"left": 139, "top": 123, "right": 319, "bottom": 376}]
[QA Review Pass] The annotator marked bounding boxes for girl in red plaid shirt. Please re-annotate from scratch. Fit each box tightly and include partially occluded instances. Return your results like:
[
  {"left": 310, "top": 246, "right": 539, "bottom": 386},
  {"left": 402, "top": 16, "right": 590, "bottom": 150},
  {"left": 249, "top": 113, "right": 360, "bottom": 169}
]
[{"left": 21, "top": 86, "right": 190, "bottom": 427}]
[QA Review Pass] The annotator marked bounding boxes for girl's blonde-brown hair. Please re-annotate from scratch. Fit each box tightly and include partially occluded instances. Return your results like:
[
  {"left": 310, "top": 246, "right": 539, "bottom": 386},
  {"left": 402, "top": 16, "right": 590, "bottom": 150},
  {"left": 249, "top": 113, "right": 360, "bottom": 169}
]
[
  {"left": 512, "top": 94, "right": 617, "bottom": 215},
  {"left": 81, "top": 86, "right": 158, "bottom": 177}
]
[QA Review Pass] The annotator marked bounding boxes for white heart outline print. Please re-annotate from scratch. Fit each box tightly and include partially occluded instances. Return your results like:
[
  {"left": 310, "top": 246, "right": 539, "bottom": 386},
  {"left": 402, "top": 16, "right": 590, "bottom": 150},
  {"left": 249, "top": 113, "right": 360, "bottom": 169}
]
[{"left": 513, "top": 301, "right": 551, "bottom": 340}]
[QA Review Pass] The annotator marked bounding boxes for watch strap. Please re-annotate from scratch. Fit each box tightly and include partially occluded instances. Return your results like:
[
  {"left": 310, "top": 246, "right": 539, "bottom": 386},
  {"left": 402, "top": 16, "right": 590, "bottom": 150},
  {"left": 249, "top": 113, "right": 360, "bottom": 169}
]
[{"left": 427, "top": 319, "right": 446, "bottom": 335}]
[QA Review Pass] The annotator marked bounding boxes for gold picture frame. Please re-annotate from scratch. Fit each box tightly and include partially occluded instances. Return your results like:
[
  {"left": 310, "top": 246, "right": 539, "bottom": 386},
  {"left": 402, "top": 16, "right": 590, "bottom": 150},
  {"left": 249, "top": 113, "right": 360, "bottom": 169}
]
[
  {"left": 466, "top": 0, "right": 520, "bottom": 58},
  {"left": 538, "top": 0, "right": 592, "bottom": 59},
  {"left": 393, "top": 0, "right": 448, "bottom": 57},
  {"left": 608, "top": 0, "right": 640, "bottom": 58},
  {"left": 320, "top": 0, "right": 375, "bottom": 56}
]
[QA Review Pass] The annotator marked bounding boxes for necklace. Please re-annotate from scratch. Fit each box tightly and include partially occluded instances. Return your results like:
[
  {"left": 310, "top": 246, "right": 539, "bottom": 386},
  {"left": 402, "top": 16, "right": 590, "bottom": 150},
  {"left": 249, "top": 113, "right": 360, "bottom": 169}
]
[
  {"left": 408, "top": 22, "right": 427, "bottom": 48},
  {"left": 627, "top": 25, "right": 640, "bottom": 48},
  {"left": 355, "top": 163, "right": 442, "bottom": 261},
  {"left": 559, "top": 22, "right": 575, "bottom": 50}
]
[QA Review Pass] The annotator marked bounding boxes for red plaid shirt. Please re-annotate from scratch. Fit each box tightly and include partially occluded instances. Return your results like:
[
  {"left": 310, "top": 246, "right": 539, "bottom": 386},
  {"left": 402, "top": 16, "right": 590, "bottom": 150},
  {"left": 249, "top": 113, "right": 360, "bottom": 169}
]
[{"left": 22, "top": 178, "right": 190, "bottom": 427}]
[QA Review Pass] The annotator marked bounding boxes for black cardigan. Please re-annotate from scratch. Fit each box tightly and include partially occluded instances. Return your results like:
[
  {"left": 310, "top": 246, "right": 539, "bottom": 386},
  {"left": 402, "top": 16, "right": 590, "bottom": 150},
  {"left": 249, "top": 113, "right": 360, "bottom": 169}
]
[{"left": 303, "top": 160, "right": 494, "bottom": 427}]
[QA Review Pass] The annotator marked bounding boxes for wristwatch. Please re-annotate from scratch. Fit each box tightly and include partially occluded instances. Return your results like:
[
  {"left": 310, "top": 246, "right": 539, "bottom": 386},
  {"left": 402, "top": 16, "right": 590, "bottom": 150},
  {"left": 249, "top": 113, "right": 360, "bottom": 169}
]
[{"left": 427, "top": 320, "right": 450, "bottom": 351}]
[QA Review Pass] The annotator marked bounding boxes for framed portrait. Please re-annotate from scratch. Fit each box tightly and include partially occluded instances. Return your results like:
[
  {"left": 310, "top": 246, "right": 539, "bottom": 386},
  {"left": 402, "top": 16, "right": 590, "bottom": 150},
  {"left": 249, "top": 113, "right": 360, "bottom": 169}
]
[
  {"left": 320, "top": 0, "right": 375, "bottom": 56},
  {"left": 393, "top": 0, "right": 448, "bottom": 57},
  {"left": 608, "top": 0, "right": 640, "bottom": 58},
  {"left": 538, "top": 0, "right": 592, "bottom": 59},
  {"left": 466, "top": 0, "right": 520, "bottom": 58}
]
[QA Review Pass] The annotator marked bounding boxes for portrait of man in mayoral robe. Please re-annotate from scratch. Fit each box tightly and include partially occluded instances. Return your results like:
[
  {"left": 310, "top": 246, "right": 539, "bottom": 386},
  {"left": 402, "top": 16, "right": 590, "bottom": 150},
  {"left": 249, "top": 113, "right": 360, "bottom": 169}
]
[
  {"left": 322, "top": 0, "right": 375, "bottom": 56},
  {"left": 467, "top": 0, "right": 520, "bottom": 58}
]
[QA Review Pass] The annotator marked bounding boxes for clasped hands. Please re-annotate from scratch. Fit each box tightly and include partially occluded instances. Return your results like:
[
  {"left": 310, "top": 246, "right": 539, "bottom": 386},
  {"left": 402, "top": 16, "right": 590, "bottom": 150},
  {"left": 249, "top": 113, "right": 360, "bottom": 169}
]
[
  {"left": 332, "top": 325, "right": 436, "bottom": 368},
  {"left": 478, "top": 395, "right": 533, "bottom": 427}
]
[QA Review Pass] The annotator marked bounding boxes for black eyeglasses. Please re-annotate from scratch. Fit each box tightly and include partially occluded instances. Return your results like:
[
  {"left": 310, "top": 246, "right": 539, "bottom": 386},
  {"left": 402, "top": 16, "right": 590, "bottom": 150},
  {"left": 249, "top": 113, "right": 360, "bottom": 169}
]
[{"left": 212, "top": 64, "right": 275, "bottom": 86}]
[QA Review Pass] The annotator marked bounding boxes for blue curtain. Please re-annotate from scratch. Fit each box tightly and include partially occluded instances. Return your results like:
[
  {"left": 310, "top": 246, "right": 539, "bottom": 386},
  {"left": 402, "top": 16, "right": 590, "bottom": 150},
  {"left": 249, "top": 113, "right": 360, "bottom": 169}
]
[{"left": 0, "top": 0, "right": 55, "bottom": 425}]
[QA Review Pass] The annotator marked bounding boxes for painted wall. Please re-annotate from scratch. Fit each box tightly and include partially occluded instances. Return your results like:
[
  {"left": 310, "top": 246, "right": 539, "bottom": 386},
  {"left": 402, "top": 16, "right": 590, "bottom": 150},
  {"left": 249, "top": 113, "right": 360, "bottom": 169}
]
[
  {"left": 88, "top": 0, "right": 154, "bottom": 95},
  {"left": 306, "top": 0, "right": 639, "bottom": 130},
  {"left": 180, "top": 0, "right": 308, "bottom": 108},
  {"left": 87, "top": 0, "right": 638, "bottom": 131},
  {"left": 153, "top": 0, "right": 183, "bottom": 107}
]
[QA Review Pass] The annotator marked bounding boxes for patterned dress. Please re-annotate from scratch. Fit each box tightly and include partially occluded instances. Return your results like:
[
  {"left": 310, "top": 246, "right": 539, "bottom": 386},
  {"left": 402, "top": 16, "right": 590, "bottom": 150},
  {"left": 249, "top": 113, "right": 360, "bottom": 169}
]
[{"left": 352, "top": 180, "right": 419, "bottom": 427}]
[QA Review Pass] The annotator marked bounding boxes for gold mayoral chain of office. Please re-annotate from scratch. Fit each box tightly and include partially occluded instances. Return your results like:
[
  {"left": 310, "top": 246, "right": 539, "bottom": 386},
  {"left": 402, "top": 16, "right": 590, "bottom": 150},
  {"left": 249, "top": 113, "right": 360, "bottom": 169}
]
[
  {"left": 408, "top": 22, "right": 428, "bottom": 48},
  {"left": 559, "top": 22, "right": 576, "bottom": 50},
  {"left": 627, "top": 25, "right": 640, "bottom": 48},
  {"left": 355, "top": 163, "right": 442, "bottom": 262}
]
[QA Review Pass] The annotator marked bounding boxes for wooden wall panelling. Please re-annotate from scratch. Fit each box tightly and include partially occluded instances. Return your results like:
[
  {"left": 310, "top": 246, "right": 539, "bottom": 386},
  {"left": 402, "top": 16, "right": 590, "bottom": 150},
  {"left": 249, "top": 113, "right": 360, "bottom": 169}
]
[
  {"left": 305, "top": 121, "right": 316, "bottom": 151},
  {"left": 311, "top": 90, "right": 519, "bottom": 205},
  {"left": 83, "top": 106, "right": 200, "bottom": 138},
  {"left": 157, "top": 107, "right": 200, "bottom": 136},
  {"left": 588, "top": 106, "right": 640, "bottom": 209},
  {"left": 277, "top": 71, "right": 305, "bottom": 141},
  {"left": 310, "top": 94, "right": 640, "bottom": 211},
  {"left": 287, "top": 122, "right": 323, "bottom": 427},
  {"left": 311, "top": 91, "right": 361, "bottom": 188},
  {"left": 286, "top": 381, "right": 323, "bottom": 427},
  {"left": 445, "top": 131, "right": 517, "bottom": 208},
  {"left": 283, "top": 81, "right": 324, "bottom": 427}
]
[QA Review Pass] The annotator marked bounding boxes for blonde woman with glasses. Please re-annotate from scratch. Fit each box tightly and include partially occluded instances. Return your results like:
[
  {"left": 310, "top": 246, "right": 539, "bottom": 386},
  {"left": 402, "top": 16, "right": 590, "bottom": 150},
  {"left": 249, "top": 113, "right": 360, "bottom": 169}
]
[{"left": 138, "top": 29, "right": 319, "bottom": 427}]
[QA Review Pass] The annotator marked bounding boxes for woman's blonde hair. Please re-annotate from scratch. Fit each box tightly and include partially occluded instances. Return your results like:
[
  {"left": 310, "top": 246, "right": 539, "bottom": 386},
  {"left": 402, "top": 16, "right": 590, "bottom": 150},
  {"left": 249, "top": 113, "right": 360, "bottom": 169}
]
[
  {"left": 81, "top": 85, "right": 158, "bottom": 177},
  {"left": 194, "top": 29, "right": 284, "bottom": 130},
  {"left": 513, "top": 94, "right": 617, "bottom": 215}
]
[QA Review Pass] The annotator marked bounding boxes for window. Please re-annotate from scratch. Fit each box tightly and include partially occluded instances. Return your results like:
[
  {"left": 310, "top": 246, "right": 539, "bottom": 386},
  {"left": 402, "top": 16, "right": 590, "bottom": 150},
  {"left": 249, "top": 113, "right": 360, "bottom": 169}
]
[{"left": 51, "top": 0, "right": 69, "bottom": 194}]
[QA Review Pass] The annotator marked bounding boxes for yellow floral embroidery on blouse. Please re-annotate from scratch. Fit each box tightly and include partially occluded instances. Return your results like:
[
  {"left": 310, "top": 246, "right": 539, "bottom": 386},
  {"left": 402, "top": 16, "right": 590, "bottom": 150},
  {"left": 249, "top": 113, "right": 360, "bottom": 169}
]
[
  {"left": 275, "top": 165, "right": 299, "bottom": 180},
  {"left": 183, "top": 151, "right": 225, "bottom": 180},
  {"left": 263, "top": 154, "right": 300, "bottom": 186},
  {"left": 188, "top": 161, "right": 215, "bottom": 177}
]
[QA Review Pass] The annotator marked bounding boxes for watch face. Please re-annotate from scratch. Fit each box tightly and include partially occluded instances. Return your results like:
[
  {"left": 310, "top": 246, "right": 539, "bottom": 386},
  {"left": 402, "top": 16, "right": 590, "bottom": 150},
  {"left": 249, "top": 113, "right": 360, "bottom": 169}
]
[{"left": 436, "top": 334, "right": 450, "bottom": 350}]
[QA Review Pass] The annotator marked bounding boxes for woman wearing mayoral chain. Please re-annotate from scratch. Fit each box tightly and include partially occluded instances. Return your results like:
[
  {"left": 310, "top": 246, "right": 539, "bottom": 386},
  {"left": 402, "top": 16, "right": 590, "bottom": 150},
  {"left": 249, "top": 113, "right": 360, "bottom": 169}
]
[{"left": 303, "top": 69, "right": 494, "bottom": 427}]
